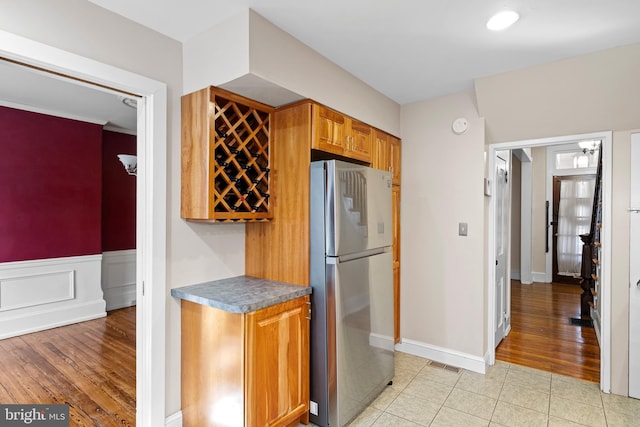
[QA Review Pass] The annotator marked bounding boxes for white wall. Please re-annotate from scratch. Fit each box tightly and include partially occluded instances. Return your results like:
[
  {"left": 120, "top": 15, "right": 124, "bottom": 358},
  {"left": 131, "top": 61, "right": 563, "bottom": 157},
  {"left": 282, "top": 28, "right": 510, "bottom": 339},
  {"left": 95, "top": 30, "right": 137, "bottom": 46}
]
[
  {"left": 183, "top": 10, "right": 401, "bottom": 136},
  {"left": 398, "top": 91, "right": 487, "bottom": 367},
  {"left": 475, "top": 43, "right": 640, "bottom": 396},
  {"left": 182, "top": 12, "right": 249, "bottom": 94},
  {"left": 247, "top": 10, "right": 400, "bottom": 136},
  {"left": 531, "top": 147, "right": 547, "bottom": 278},
  {"left": 511, "top": 155, "right": 521, "bottom": 276},
  {"left": 475, "top": 43, "right": 640, "bottom": 144}
]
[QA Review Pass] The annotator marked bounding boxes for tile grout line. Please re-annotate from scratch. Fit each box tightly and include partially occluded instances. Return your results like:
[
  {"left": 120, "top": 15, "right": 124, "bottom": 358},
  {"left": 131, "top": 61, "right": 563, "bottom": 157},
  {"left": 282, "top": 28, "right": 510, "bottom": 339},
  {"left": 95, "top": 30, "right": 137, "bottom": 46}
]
[
  {"left": 427, "top": 363, "right": 462, "bottom": 426},
  {"left": 488, "top": 362, "right": 510, "bottom": 425}
]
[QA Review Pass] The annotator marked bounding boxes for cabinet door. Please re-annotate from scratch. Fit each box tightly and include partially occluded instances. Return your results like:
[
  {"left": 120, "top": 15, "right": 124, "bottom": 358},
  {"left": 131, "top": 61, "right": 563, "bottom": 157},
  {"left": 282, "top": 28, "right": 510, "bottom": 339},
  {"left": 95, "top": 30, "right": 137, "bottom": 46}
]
[
  {"left": 390, "top": 136, "right": 401, "bottom": 185},
  {"left": 245, "top": 296, "right": 310, "bottom": 426},
  {"left": 312, "top": 105, "right": 347, "bottom": 156},
  {"left": 392, "top": 186, "right": 401, "bottom": 343},
  {"left": 348, "top": 119, "right": 373, "bottom": 163},
  {"left": 373, "top": 130, "right": 390, "bottom": 171}
]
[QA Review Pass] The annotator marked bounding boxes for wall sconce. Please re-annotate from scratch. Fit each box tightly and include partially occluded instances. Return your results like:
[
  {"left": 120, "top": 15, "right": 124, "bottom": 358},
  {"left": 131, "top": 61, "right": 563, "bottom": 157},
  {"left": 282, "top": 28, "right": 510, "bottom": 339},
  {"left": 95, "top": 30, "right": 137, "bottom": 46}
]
[
  {"left": 578, "top": 140, "right": 600, "bottom": 155},
  {"left": 117, "top": 154, "right": 137, "bottom": 176}
]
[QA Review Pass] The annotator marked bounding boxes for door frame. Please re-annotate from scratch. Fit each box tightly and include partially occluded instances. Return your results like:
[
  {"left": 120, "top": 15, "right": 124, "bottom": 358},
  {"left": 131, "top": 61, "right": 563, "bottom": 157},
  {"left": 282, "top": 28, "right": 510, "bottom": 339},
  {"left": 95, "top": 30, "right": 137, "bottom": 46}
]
[
  {"left": 487, "top": 130, "right": 612, "bottom": 392},
  {"left": 494, "top": 150, "right": 511, "bottom": 346},
  {"left": 629, "top": 132, "right": 640, "bottom": 398},
  {"left": 0, "top": 30, "right": 168, "bottom": 425}
]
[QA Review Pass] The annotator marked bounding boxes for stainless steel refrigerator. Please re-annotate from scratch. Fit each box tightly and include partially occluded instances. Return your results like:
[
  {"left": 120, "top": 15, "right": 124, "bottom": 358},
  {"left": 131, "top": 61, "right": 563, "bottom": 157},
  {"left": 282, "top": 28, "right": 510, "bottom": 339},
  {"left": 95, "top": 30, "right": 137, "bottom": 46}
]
[{"left": 309, "top": 160, "right": 394, "bottom": 427}]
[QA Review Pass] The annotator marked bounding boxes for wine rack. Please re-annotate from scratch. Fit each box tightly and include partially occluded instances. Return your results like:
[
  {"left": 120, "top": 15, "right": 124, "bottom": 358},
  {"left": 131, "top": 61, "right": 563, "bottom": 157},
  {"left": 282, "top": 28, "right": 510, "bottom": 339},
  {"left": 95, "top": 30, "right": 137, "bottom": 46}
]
[{"left": 181, "top": 86, "right": 274, "bottom": 222}]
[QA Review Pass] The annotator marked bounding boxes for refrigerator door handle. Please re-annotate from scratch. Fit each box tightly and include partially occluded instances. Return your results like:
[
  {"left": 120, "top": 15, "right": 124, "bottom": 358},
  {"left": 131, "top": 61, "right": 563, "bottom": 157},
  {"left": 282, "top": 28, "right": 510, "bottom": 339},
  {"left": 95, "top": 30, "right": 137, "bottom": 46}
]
[{"left": 334, "top": 247, "right": 390, "bottom": 263}]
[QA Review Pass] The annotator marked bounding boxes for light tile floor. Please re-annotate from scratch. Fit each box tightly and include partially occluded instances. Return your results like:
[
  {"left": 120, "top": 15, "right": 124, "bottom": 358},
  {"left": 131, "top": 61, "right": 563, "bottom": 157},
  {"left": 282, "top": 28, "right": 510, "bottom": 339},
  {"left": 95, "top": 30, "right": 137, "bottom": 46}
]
[{"left": 305, "top": 351, "right": 640, "bottom": 427}]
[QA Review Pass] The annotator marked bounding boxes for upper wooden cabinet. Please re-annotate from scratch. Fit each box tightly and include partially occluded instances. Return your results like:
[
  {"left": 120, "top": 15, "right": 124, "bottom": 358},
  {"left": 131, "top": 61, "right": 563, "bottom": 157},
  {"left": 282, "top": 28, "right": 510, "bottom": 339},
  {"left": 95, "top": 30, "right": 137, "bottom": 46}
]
[
  {"left": 181, "top": 86, "right": 274, "bottom": 222},
  {"left": 312, "top": 104, "right": 373, "bottom": 163},
  {"left": 373, "top": 129, "right": 401, "bottom": 185}
]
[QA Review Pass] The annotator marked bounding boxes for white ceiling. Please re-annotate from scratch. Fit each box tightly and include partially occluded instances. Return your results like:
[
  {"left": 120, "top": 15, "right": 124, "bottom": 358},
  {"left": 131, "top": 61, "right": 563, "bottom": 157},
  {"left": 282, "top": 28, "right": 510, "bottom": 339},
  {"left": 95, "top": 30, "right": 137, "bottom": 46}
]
[
  {"left": 3, "top": 1, "right": 640, "bottom": 134},
  {"left": 0, "top": 59, "right": 138, "bottom": 133},
  {"left": 88, "top": 0, "right": 640, "bottom": 104}
]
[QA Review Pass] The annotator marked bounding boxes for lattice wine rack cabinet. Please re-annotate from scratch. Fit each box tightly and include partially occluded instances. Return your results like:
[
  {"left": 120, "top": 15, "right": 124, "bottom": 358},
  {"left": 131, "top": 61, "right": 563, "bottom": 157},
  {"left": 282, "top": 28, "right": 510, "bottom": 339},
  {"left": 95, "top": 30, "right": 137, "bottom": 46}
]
[{"left": 181, "top": 86, "right": 274, "bottom": 222}]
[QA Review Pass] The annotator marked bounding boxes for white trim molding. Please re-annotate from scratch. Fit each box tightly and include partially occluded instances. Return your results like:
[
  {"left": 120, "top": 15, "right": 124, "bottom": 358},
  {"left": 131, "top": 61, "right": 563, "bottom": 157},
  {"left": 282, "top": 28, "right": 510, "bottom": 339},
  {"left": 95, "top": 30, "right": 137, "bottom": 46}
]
[
  {"left": 165, "top": 411, "right": 183, "bottom": 427},
  {"left": 102, "top": 250, "right": 137, "bottom": 311},
  {"left": 0, "top": 255, "right": 106, "bottom": 339},
  {"left": 0, "top": 29, "right": 168, "bottom": 426},
  {"left": 396, "top": 339, "right": 487, "bottom": 374}
]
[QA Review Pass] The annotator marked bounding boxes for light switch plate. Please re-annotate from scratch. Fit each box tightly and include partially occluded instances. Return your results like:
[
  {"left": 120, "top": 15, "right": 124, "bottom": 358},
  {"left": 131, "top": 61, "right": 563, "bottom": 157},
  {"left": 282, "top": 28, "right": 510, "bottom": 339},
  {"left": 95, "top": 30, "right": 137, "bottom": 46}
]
[{"left": 459, "top": 222, "right": 468, "bottom": 236}]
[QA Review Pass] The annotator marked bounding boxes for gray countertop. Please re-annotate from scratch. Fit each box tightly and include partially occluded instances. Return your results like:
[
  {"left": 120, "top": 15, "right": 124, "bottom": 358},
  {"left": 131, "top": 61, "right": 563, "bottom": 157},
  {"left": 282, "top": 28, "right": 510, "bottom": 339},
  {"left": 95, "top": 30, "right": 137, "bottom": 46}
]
[{"left": 170, "top": 275, "right": 311, "bottom": 313}]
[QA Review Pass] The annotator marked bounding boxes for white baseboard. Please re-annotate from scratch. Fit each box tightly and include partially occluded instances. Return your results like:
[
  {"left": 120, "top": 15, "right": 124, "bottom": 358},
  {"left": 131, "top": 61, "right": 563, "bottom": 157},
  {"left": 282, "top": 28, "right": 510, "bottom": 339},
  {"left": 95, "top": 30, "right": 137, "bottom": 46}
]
[
  {"left": 510, "top": 269, "right": 521, "bottom": 280},
  {"left": 102, "top": 250, "right": 136, "bottom": 311},
  {"left": 395, "top": 338, "right": 486, "bottom": 374},
  {"left": 0, "top": 255, "right": 106, "bottom": 339},
  {"left": 165, "top": 411, "right": 183, "bottom": 427},
  {"left": 532, "top": 271, "right": 548, "bottom": 283}
]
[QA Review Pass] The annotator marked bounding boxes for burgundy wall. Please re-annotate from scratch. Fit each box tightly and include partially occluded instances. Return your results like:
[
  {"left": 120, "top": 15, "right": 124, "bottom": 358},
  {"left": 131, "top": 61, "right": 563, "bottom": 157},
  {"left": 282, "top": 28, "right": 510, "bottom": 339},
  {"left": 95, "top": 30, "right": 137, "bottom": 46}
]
[
  {"left": 0, "top": 106, "right": 102, "bottom": 262},
  {"left": 102, "top": 130, "right": 136, "bottom": 251}
]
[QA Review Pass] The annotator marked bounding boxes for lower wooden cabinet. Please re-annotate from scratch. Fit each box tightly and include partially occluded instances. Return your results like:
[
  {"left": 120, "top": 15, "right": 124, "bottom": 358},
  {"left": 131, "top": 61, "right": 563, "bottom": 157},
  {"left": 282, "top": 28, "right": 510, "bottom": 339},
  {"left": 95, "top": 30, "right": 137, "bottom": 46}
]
[{"left": 181, "top": 296, "right": 310, "bottom": 427}]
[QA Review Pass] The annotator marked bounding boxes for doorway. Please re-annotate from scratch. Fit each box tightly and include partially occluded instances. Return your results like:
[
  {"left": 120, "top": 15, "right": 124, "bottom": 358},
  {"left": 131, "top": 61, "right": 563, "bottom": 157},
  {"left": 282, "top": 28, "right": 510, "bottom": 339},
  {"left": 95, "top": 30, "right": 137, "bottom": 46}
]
[
  {"left": 0, "top": 30, "right": 168, "bottom": 425},
  {"left": 488, "top": 131, "right": 612, "bottom": 392}
]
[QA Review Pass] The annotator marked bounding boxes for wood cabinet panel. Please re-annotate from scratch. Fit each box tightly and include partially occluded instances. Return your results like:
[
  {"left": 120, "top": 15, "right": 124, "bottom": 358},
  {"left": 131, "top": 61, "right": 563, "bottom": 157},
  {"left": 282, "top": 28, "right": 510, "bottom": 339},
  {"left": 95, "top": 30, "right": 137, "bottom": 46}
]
[
  {"left": 245, "top": 296, "right": 310, "bottom": 426},
  {"left": 312, "top": 104, "right": 346, "bottom": 155},
  {"left": 390, "top": 135, "right": 401, "bottom": 185},
  {"left": 392, "top": 185, "right": 401, "bottom": 343},
  {"left": 246, "top": 102, "right": 312, "bottom": 285},
  {"left": 349, "top": 118, "right": 373, "bottom": 162},
  {"left": 311, "top": 104, "right": 372, "bottom": 163},
  {"left": 373, "top": 129, "right": 401, "bottom": 185},
  {"left": 373, "top": 130, "right": 390, "bottom": 171},
  {"left": 181, "top": 86, "right": 274, "bottom": 222},
  {"left": 181, "top": 300, "right": 245, "bottom": 427},
  {"left": 180, "top": 296, "right": 309, "bottom": 427}
]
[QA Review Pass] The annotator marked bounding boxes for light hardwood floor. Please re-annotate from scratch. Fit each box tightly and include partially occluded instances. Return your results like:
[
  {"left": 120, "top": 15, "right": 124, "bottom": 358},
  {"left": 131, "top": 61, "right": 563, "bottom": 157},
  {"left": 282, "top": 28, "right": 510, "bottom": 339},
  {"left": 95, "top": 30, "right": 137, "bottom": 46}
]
[
  {"left": 495, "top": 280, "right": 600, "bottom": 383},
  {"left": 0, "top": 307, "right": 136, "bottom": 426}
]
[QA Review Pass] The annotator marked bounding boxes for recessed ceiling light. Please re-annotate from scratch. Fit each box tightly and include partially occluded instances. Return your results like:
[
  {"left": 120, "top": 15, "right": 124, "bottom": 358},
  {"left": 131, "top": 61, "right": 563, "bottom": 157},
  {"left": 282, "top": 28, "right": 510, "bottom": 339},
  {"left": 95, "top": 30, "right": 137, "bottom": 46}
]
[{"left": 486, "top": 10, "right": 520, "bottom": 31}]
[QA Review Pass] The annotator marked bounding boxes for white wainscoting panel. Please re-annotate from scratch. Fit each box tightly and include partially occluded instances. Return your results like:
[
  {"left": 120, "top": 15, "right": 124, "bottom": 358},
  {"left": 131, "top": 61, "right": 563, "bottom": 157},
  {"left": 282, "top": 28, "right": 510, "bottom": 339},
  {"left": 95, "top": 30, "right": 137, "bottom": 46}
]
[
  {"left": 102, "top": 250, "right": 136, "bottom": 311},
  {"left": 0, "top": 255, "right": 106, "bottom": 339},
  {"left": 0, "top": 270, "right": 74, "bottom": 311}
]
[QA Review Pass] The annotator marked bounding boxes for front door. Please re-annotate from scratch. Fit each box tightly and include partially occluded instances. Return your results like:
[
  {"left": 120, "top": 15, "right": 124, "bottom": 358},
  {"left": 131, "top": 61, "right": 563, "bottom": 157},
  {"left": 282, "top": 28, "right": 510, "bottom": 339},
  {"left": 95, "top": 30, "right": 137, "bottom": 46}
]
[
  {"left": 552, "top": 175, "right": 594, "bottom": 285},
  {"left": 495, "top": 151, "right": 510, "bottom": 346},
  {"left": 629, "top": 133, "right": 640, "bottom": 399}
]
